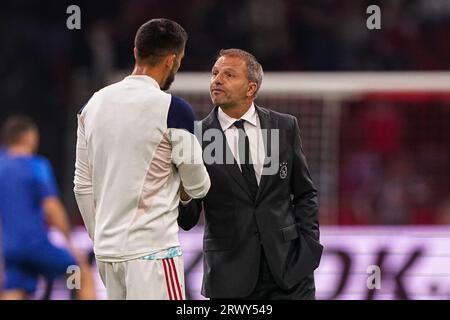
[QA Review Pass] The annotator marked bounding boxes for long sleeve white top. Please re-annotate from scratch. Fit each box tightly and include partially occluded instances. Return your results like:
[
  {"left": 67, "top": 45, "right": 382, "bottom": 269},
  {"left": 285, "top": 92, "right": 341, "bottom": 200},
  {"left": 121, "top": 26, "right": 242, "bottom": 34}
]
[{"left": 74, "top": 75, "right": 210, "bottom": 262}]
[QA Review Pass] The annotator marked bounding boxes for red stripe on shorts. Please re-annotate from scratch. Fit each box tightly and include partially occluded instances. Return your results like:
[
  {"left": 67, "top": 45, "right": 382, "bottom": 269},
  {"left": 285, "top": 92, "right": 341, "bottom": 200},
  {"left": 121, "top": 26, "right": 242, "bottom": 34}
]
[
  {"left": 166, "top": 258, "right": 178, "bottom": 300},
  {"left": 169, "top": 258, "right": 183, "bottom": 300},
  {"left": 162, "top": 259, "right": 173, "bottom": 300}
]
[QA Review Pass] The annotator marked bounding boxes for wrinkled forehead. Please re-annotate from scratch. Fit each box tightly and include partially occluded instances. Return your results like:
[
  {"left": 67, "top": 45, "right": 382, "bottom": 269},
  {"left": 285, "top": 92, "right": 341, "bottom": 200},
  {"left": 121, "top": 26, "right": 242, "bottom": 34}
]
[{"left": 212, "top": 55, "right": 247, "bottom": 71}]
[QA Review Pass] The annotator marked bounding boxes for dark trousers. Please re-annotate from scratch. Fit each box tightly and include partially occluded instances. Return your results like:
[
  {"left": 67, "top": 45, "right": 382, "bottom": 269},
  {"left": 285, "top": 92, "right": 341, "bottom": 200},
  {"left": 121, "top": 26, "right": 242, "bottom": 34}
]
[
  {"left": 212, "top": 248, "right": 315, "bottom": 300},
  {"left": 241, "top": 248, "right": 316, "bottom": 300}
]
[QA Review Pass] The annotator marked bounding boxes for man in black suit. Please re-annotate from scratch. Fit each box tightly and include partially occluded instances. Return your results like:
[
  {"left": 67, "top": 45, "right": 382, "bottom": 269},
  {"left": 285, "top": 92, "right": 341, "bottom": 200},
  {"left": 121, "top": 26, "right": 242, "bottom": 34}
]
[{"left": 178, "top": 49, "right": 323, "bottom": 299}]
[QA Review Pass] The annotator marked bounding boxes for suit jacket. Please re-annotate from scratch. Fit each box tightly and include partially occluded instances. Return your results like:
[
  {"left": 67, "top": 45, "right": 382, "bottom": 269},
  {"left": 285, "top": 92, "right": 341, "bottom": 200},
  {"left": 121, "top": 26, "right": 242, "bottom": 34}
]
[{"left": 178, "top": 105, "right": 323, "bottom": 298}]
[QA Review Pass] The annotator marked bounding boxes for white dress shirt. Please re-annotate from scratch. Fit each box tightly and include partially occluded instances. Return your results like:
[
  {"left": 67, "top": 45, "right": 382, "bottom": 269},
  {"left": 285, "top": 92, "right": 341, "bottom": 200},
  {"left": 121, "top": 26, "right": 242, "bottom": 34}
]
[{"left": 217, "top": 103, "right": 266, "bottom": 185}]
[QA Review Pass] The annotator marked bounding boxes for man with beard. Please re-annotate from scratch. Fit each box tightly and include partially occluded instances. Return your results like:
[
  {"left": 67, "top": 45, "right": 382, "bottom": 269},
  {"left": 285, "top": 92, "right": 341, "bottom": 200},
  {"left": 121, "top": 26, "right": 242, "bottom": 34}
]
[{"left": 73, "top": 19, "right": 210, "bottom": 300}]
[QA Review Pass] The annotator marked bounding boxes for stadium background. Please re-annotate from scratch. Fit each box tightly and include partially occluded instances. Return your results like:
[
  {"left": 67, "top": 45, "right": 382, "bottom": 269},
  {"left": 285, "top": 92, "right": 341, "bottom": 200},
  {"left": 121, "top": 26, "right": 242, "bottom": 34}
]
[{"left": 0, "top": 0, "right": 449, "bottom": 299}]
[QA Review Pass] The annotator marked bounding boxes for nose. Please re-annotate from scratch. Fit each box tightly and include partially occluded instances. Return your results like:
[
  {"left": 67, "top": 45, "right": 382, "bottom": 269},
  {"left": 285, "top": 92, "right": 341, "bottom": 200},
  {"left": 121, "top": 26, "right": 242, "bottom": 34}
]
[{"left": 211, "top": 73, "right": 223, "bottom": 86}]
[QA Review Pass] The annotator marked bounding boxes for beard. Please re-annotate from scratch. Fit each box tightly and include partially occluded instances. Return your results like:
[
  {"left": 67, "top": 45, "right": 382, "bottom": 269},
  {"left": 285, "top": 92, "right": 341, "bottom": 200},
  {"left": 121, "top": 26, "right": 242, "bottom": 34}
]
[{"left": 161, "top": 68, "right": 176, "bottom": 91}]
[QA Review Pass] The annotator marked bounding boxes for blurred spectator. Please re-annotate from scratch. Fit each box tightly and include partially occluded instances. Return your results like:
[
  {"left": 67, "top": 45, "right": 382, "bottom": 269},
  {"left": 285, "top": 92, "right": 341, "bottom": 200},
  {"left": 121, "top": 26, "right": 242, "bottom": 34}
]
[
  {"left": 359, "top": 102, "right": 405, "bottom": 159},
  {"left": 340, "top": 151, "right": 383, "bottom": 224},
  {"left": 87, "top": 20, "right": 115, "bottom": 88},
  {"left": 339, "top": 98, "right": 446, "bottom": 226},
  {"left": 376, "top": 152, "right": 429, "bottom": 224},
  {"left": 436, "top": 199, "right": 450, "bottom": 225},
  {"left": 286, "top": 0, "right": 340, "bottom": 70},
  {"left": 245, "top": 0, "right": 292, "bottom": 69}
]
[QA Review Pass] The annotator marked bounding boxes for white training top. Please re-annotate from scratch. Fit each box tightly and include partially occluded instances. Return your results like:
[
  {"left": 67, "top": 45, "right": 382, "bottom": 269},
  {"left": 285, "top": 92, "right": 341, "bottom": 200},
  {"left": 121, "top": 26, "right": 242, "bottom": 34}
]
[{"left": 73, "top": 75, "right": 210, "bottom": 262}]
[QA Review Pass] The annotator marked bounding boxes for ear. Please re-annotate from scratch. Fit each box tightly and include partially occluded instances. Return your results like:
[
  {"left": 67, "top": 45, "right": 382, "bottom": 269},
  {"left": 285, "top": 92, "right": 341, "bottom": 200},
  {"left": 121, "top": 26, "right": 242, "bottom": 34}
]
[
  {"left": 133, "top": 47, "right": 138, "bottom": 61},
  {"left": 246, "top": 82, "right": 258, "bottom": 97},
  {"left": 164, "top": 54, "right": 176, "bottom": 69}
]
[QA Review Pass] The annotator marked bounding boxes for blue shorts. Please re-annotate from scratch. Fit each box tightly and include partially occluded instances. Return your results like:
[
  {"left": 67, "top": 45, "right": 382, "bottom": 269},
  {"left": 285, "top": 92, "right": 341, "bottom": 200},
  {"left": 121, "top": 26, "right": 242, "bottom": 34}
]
[{"left": 3, "top": 240, "right": 77, "bottom": 294}]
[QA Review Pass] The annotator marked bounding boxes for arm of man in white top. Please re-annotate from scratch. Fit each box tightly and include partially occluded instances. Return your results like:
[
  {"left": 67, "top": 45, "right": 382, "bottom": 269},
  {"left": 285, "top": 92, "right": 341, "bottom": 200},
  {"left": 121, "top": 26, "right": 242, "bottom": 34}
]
[
  {"left": 168, "top": 96, "right": 210, "bottom": 200},
  {"left": 73, "top": 110, "right": 96, "bottom": 241}
]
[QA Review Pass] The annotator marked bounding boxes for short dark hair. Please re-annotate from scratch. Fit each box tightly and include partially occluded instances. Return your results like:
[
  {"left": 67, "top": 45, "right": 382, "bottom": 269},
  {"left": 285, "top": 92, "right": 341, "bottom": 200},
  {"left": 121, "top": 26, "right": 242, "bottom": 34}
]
[
  {"left": 218, "top": 49, "right": 264, "bottom": 97},
  {"left": 1, "top": 115, "right": 37, "bottom": 146},
  {"left": 134, "top": 18, "right": 188, "bottom": 66}
]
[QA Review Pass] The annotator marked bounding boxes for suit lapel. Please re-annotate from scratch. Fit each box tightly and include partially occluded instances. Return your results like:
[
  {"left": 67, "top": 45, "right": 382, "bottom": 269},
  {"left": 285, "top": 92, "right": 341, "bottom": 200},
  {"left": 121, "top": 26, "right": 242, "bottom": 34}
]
[
  {"left": 203, "top": 107, "right": 254, "bottom": 200},
  {"left": 255, "top": 105, "right": 278, "bottom": 203}
]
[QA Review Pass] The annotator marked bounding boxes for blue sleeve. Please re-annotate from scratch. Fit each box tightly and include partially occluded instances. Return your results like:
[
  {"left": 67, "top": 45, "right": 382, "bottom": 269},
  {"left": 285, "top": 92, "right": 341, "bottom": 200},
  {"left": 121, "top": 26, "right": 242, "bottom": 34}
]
[
  {"left": 167, "top": 95, "right": 196, "bottom": 134},
  {"left": 78, "top": 102, "right": 87, "bottom": 114},
  {"left": 32, "top": 157, "right": 59, "bottom": 200}
]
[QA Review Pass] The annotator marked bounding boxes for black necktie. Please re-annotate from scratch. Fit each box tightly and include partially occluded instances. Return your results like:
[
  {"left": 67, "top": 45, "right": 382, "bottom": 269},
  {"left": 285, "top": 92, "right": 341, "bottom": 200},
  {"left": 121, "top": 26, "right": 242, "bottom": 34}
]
[{"left": 234, "top": 120, "right": 258, "bottom": 200}]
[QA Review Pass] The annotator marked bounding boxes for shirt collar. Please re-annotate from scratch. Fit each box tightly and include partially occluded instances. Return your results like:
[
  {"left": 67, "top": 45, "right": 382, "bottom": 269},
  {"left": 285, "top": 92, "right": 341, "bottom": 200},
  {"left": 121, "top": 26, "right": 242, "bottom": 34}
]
[
  {"left": 218, "top": 103, "right": 257, "bottom": 131},
  {"left": 125, "top": 75, "right": 160, "bottom": 90}
]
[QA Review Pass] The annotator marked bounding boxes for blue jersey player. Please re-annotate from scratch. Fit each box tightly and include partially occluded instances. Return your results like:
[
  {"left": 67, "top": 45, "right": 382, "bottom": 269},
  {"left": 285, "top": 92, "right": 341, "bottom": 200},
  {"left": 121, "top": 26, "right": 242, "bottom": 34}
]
[{"left": 0, "top": 116, "right": 96, "bottom": 299}]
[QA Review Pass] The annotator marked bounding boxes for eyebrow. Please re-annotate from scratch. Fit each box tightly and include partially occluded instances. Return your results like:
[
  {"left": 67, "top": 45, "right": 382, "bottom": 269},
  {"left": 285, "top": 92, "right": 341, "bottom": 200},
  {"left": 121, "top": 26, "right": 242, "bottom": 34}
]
[{"left": 211, "top": 67, "right": 237, "bottom": 73}]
